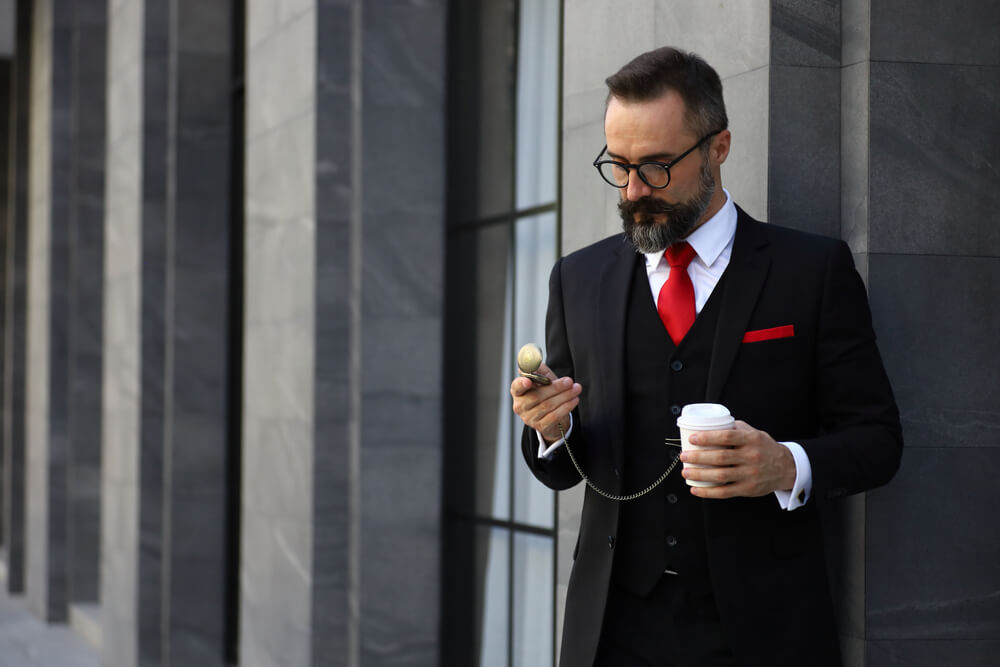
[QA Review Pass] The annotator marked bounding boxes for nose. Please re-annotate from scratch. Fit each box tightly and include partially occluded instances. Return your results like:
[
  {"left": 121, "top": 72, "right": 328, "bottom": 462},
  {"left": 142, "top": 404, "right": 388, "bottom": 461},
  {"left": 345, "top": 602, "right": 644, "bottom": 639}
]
[{"left": 624, "top": 171, "right": 652, "bottom": 201}]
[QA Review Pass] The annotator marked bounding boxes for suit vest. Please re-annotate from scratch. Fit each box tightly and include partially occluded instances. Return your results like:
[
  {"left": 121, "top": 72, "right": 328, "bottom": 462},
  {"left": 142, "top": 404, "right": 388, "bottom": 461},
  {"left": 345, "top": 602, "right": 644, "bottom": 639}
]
[{"left": 611, "top": 255, "right": 728, "bottom": 596}]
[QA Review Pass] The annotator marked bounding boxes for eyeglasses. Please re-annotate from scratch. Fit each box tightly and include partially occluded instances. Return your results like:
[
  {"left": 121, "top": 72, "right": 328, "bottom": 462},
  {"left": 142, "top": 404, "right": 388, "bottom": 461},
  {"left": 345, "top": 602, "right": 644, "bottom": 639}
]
[{"left": 592, "top": 130, "right": 721, "bottom": 189}]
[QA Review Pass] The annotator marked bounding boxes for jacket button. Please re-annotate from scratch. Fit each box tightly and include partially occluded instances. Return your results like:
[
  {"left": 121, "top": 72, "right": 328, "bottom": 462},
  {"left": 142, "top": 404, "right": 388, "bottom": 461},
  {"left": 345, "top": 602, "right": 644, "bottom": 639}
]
[
  {"left": 614, "top": 467, "right": 621, "bottom": 479},
  {"left": 666, "top": 535, "right": 678, "bottom": 547},
  {"left": 667, "top": 493, "right": 678, "bottom": 504},
  {"left": 671, "top": 360, "right": 683, "bottom": 371},
  {"left": 608, "top": 535, "right": 615, "bottom": 549},
  {"left": 670, "top": 405, "right": 681, "bottom": 416}
]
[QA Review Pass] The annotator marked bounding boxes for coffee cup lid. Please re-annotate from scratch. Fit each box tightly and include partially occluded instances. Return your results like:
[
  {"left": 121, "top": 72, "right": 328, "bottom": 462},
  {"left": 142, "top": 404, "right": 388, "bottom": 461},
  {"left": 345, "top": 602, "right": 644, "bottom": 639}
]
[{"left": 676, "top": 403, "right": 734, "bottom": 428}]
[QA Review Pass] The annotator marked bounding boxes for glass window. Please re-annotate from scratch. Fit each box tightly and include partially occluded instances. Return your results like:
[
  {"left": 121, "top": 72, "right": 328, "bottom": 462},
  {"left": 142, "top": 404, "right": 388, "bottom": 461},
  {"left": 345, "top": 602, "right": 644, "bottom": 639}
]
[{"left": 445, "top": 1, "right": 561, "bottom": 665}]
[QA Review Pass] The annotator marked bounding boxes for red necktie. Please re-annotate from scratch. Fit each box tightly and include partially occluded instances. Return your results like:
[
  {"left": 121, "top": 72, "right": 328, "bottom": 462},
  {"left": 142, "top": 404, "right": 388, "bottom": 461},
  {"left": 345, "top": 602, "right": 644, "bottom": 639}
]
[{"left": 657, "top": 242, "right": 697, "bottom": 345}]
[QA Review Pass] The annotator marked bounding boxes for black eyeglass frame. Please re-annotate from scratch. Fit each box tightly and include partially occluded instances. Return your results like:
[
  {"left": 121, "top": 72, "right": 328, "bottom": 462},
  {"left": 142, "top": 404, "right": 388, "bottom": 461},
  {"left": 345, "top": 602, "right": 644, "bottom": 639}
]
[{"left": 592, "top": 130, "right": 722, "bottom": 189}]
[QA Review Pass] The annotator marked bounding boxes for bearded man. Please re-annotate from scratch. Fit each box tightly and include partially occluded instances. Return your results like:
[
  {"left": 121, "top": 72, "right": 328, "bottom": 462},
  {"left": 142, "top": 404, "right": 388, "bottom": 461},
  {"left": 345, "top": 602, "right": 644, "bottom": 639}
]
[{"left": 510, "top": 47, "right": 902, "bottom": 667}]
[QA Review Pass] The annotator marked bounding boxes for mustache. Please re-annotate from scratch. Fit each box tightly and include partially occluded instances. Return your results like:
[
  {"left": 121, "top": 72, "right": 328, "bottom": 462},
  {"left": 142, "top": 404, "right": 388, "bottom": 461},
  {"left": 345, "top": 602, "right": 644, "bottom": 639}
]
[{"left": 618, "top": 196, "right": 687, "bottom": 221}]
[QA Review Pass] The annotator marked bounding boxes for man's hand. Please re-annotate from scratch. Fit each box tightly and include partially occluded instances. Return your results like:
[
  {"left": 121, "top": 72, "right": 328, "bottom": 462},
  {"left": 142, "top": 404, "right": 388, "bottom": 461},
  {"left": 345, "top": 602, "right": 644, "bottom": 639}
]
[
  {"left": 679, "top": 421, "right": 796, "bottom": 498},
  {"left": 510, "top": 363, "right": 582, "bottom": 444}
]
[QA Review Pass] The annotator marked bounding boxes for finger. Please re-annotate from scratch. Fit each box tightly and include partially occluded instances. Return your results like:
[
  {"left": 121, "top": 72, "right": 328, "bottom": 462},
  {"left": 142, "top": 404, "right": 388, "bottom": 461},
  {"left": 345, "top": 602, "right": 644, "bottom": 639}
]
[
  {"left": 689, "top": 428, "right": 744, "bottom": 447},
  {"left": 681, "top": 448, "right": 739, "bottom": 467},
  {"left": 689, "top": 480, "right": 751, "bottom": 499},
  {"left": 525, "top": 381, "right": 581, "bottom": 422},
  {"left": 536, "top": 362, "right": 559, "bottom": 382},
  {"left": 682, "top": 464, "right": 739, "bottom": 486}
]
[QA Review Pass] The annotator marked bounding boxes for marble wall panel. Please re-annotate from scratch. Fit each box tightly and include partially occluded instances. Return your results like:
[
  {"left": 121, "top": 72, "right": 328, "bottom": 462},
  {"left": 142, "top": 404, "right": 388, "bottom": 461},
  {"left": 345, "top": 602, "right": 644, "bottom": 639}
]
[
  {"left": 768, "top": 65, "right": 839, "bottom": 237},
  {"left": 770, "top": 0, "right": 839, "bottom": 67},
  {"left": 719, "top": 66, "right": 768, "bottom": 221},
  {"left": 100, "top": 0, "right": 142, "bottom": 661},
  {"left": 867, "top": 254, "right": 1000, "bottom": 451},
  {"left": 66, "top": 0, "right": 106, "bottom": 606},
  {"left": 24, "top": 0, "right": 65, "bottom": 622},
  {"left": 870, "top": 1, "right": 1000, "bottom": 67},
  {"left": 840, "top": 61, "right": 869, "bottom": 254},
  {"left": 841, "top": 0, "right": 870, "bottom": 66},
  {"left": 242, "top": 0, "right": 317, "bottom": 664},
  {"left": 868, "top": 62, "right": 1000, "bottom": 257},
  {"left": 866, "top": 639, "right": 1000, "bottom": 667},
  {"left": 866, "top": 447, "right": 1000, "bottom": 640},
  {"left": 354, "top": 1, "right": 445, "bottom": 663}
]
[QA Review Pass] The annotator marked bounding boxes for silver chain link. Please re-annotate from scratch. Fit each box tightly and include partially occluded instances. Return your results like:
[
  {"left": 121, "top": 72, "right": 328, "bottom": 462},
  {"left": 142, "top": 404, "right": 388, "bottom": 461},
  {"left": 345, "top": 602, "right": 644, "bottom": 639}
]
[{"left": 558, "top": 422, "right": 682, "bottom": 502}]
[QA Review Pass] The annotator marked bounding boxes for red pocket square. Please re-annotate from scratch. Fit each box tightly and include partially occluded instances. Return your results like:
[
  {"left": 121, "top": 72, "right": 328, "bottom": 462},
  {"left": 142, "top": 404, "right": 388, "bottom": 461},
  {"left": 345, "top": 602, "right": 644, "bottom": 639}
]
[{"left": 742, "top": 325, "right": 795, "bottom": 343}]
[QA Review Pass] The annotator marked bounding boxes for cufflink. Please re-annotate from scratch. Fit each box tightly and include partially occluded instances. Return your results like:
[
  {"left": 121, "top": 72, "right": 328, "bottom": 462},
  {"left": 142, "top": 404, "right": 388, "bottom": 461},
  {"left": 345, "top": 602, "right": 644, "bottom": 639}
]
[{"left": 797, "top": 489, "right": 806, "bottom": 504}]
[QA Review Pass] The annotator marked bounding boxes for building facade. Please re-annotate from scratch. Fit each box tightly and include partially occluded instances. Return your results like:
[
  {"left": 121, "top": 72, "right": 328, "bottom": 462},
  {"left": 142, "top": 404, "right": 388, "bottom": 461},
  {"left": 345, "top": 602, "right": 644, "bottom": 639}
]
[{"left": 1, "top": 1, "right": 998, "bottom": 666}]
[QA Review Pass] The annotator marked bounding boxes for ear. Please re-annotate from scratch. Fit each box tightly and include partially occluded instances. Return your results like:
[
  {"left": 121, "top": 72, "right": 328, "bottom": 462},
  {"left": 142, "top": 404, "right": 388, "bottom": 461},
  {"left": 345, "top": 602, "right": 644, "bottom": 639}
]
[{"left": 710, "top": 129, "right": 731, "bottom": 166}]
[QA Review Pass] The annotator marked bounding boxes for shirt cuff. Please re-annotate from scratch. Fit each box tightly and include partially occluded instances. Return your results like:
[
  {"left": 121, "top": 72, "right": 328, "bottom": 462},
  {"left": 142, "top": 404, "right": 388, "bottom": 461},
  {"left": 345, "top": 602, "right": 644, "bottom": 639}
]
[
  {"left": 536, "top": 413, "right": 573, "bottom": 460},
  {"left": 773, "top": 441, "right": 812, "bottom": 511}
]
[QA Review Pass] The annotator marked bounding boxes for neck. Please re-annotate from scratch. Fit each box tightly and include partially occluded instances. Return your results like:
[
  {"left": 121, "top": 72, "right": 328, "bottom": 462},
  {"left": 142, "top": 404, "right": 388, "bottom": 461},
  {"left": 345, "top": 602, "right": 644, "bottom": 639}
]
[{"left": 688, "top": 182, "right": 727, "bottom": 235}]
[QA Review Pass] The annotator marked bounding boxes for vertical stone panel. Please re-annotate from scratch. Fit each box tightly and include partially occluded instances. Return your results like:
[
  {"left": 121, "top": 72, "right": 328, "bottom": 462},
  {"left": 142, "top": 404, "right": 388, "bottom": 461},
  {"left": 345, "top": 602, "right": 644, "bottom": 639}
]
[
  {"left": 355, "top": 1, "right": 444, "bottom": 663},
  {"left": 161, "top": 0, "right": 233, "bottom": 663},
  {"left": 101, "top": 0, "right": 142, "bottom": 662},
  {"left": 24, "top": 0, "right": 67, "bottom": 622},
  {"left": 241, "top": 0, "right": 315, "bottom": 665},
  {"left": 66, "top": 0, "right": 107, "bottom": 608}
]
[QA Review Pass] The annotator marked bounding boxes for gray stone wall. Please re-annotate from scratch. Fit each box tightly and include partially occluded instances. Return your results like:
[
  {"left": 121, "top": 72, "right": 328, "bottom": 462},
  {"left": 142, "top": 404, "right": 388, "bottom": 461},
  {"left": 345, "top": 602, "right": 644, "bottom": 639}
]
[
  {"left": 853, "top": 2, "right": 1000, "bottom": 663},
  {"left": 241, "top": 1, "right": 445, "bottom": 665}
]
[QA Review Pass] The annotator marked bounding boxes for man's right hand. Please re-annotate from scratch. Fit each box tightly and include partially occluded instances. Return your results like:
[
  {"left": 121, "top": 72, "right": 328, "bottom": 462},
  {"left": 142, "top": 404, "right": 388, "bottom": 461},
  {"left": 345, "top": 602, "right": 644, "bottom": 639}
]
[{"left": 510, "top": 362, "right": 582, "bottom": 444}]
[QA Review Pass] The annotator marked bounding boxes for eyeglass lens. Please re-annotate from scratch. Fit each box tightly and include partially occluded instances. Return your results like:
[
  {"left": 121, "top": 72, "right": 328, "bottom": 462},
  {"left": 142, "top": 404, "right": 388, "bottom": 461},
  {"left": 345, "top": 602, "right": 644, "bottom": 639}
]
[{"left": 599, "top": 162, "right": 671, "bottom": 189}]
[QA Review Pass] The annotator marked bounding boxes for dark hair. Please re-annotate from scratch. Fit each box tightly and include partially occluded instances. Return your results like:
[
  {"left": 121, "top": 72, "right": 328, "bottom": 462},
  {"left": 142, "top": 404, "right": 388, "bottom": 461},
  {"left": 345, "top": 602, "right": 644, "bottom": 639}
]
[{"left": 605, "top": 47, "right": 728, "bottom": 139}]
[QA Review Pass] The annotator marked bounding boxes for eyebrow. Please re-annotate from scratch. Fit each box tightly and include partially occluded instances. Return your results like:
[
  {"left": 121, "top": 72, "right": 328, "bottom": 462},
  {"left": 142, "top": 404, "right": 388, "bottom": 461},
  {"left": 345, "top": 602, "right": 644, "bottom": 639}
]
[{"left": 605, "top": 149, "right": 678, "bottom": 163}]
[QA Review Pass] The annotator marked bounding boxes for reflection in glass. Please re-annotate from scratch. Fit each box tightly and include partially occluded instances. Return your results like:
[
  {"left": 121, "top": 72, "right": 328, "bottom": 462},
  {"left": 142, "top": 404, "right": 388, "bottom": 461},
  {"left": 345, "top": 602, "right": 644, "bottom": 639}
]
[
  {"left": 513, "top": 213, "right": 557, "bottom": 527},
  {"left": 476, "top": 527, "right": 511, "bottom": 667},
  {"left": 513, "top": 532, "right": 555, "bottom": 667},
  {"left": 474, "top": 225, "right": 513, "bottom": 520},
  {"left": 516, "top": 0, "right": 559, "bottom": 209},
  {"left": 450, "top": 0, "right": 517, "bottom": 221}
]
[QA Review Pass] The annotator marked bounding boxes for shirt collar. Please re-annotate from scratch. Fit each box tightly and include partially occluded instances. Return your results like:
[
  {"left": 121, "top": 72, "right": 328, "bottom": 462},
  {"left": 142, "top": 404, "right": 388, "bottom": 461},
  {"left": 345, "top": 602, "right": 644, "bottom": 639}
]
[{"left": 644, "top": 189, "right": 737, "bottom": 270}]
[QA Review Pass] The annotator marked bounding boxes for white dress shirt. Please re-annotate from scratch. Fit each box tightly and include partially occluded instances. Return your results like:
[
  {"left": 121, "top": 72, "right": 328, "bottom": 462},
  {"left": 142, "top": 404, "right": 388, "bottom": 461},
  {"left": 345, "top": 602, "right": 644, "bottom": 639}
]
[{"left": 536, "top": 190, "right": 812, "bottom": 510}]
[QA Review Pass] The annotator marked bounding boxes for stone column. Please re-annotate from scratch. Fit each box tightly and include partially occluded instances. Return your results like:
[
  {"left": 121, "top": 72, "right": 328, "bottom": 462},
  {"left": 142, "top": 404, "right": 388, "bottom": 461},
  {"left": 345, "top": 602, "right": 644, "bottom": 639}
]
[
  {"left": 18, "top": 0, "right": 106, "bottom": 623},
  {"left": 844, "top": 1, "right": 1000, "bottom": 664},
  {"left": 102, "top": 0, "right": 234, "bottom": 664},
  {"left": 241, "top": 1, "right": 445, "bottom": 665}
]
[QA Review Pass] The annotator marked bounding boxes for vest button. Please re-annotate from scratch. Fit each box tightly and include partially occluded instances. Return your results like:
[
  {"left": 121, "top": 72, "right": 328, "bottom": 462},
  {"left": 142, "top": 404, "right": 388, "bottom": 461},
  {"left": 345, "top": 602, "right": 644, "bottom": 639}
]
[
  {"left": 670, "top": 404, "right": 681, "bottom": 416},
  {"left": 667, "top": 493, "right": 678, "bottom": 504},
  {"left": 608, "top": 535, "right": 615, "bottom": 549},
  {"left": 671, "top": 360, "right": 683, "bottom": 371},
  {"left": 666, "top": 535, "right": 678, "bottom": 547}
]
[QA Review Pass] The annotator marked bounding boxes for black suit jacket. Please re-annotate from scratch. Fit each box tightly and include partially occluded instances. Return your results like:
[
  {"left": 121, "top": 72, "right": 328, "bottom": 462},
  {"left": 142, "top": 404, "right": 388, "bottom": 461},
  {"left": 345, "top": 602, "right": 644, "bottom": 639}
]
[{"left": 522, "top": 207, "right": 902, "bottom": 666}]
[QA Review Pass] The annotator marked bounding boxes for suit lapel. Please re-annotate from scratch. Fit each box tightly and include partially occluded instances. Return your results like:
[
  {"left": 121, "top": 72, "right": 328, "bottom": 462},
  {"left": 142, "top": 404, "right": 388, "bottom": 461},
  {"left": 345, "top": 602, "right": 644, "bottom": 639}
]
[
  {"left": 596, "top": 238, "right": 639, "bottom": 479},
  {"left": 706, "top": 209, "right": 771, "bottom": 402}
]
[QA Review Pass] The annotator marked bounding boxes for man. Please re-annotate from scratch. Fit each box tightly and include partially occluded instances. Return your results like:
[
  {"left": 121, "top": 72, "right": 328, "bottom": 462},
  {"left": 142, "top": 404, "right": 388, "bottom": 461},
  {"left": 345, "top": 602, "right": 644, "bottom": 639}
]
[{"left": 510, "top": 47, "right": 902, "bottom": 667}]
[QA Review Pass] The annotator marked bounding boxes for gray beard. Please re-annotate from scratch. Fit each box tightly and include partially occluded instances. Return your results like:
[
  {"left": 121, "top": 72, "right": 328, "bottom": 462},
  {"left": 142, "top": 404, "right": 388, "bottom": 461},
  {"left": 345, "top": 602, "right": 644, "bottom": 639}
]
[{"left": 620, "top": 163, "right": 717, "bottom": 254}]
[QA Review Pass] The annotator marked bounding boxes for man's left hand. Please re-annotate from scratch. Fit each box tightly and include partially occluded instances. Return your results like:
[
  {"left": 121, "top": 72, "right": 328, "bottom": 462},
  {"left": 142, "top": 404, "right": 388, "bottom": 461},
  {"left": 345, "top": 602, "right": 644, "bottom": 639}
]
[{"left": 680, "top": 421, "right": 796, "bottom": 498}]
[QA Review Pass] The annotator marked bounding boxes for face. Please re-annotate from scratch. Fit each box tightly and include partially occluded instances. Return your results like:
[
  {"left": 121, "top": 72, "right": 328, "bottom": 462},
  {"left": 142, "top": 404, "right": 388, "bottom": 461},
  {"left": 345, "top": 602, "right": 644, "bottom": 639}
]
[{"left": 604, "top": 91, "right": 729, "bottom": 253}]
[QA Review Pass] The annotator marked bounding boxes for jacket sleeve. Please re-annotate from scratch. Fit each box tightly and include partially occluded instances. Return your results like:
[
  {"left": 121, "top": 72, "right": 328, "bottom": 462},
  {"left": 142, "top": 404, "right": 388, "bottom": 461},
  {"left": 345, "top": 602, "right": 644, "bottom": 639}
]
[{"left": 799, "top": 241, "right": 903, "bottom": 499}]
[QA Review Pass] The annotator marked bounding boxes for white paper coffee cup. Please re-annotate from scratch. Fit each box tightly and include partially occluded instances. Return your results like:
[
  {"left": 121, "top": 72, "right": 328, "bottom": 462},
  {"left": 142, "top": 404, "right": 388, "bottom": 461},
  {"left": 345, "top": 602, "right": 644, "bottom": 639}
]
[{"left": 676, "top": 403, "right": 735, "bottom": 487}]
